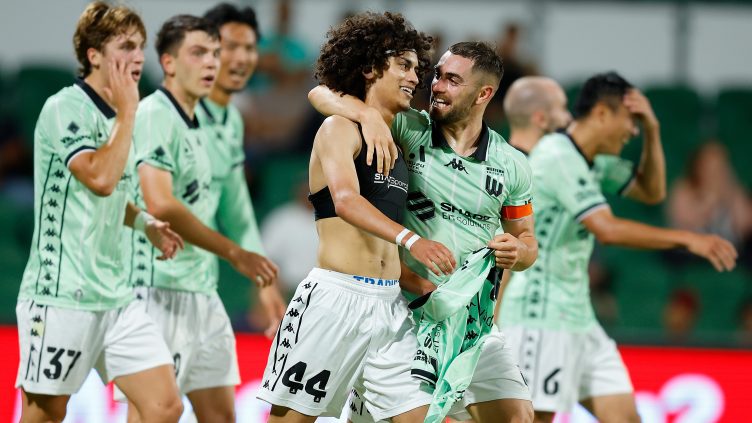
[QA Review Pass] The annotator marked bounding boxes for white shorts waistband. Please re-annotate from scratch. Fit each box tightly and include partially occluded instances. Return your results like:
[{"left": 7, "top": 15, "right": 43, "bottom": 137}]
[{"left": 306, "top": 268, "right": 401, "bottom": 298}]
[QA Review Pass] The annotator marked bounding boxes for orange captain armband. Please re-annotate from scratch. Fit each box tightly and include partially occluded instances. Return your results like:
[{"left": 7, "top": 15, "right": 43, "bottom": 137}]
[{"left": 501, "top": 202, "right": 533, "bottom": 220}]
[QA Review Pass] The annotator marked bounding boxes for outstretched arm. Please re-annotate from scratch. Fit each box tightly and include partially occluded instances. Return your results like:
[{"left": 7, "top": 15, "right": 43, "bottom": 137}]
[
  {"left": 138, "top": 165, "right": 277, "bottom": 286},
  {"left": 582, "top": 207, "right": 737, "bottom": 271}
]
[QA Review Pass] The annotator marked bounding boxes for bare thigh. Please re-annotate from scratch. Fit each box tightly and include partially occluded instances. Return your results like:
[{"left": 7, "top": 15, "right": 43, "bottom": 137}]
[
  {"left": 466, "top": 398, "right": 534, "bottom": 423},
  {"left": 580, "top": 393, "right": 640, "bottom": 423}
]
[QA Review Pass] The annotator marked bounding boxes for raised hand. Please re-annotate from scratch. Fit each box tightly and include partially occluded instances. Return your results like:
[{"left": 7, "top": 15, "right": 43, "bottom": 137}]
[
  {"left": 103, "top": 57, "right": 140, "bottom": 116},
  {"left": 145, "top": 220, "right": 184, "bottom": 260},
  {"left": 360, "top": 107, "right": 398, "bottom": 176},
  {"left": 624, "top": 89, "right": 658, "bottom": 131}
]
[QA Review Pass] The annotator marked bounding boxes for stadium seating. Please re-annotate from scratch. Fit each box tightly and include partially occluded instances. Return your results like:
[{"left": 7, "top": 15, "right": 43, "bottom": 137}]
[
  {"left": 13, "top": 64, "right": 77, "bottom": 146},
  {"left": 716, "top": 87, "right": 752, "bottom": 189}
]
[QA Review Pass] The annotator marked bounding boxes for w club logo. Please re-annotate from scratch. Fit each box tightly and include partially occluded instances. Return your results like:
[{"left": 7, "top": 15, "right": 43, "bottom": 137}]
[
  {"left": 444, "top": 158, "right": 468, "bottom": 174},
  {"left": 485, "top": 176, "right": 503, "bottom": 196}
]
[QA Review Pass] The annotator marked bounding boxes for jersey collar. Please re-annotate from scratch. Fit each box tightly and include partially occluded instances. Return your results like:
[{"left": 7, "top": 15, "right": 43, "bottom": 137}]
[
  {"left": 198, "top": 98, "right": 229, "bottom": 125},
  {"left": 430, "top": 121, "right": 490, "bottom": 161},
  {"left": 75, "top": 78, "right": 116, "bottom": 119},
  {"left": 561, "top": 130, "right": 594, "bottom": 168},
  {"left": 158, "top": 87, "right": 200, "bottom": 129}
]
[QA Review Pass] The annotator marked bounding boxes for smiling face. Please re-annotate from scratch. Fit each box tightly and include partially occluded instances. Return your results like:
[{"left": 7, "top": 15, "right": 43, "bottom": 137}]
[
  {"left": 90, "top": 26, "right": 145, "bottom": 83},
  {"left": 215, "top": 22, "right": 258, "bottom": 93},
  {"left": 366, "top": 50, "right": 420, "bottom": 113},
  {"left": 429, "top": 51, "right": 484, "bottom": 124},
  {"left": 166, "top": 30, "right": 220, "bottom": 99}
]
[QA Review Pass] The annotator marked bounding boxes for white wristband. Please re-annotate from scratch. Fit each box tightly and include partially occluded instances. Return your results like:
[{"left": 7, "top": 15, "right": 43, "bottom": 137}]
[
  {"left": 395, "top": 228, "right": 411, "bottom": 246},
  {"left": 133, "top": 211, "right": 155, "bottom": 233},
  {"left": 405, "top": 234, "right": 421, "bottom": 250}
]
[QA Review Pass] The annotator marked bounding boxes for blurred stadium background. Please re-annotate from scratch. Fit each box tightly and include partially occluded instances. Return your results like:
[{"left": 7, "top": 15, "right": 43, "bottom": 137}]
[{"left": 0, "top": 0, "right": 751, "bottom": 421}]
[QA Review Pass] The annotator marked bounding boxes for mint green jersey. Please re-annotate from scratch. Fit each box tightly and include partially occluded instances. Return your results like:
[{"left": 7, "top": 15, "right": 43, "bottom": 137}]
[
  {"left": 195, "top": 98, "right": 265, "bottom": 285},
  {"left": 411, "top": 247, "right": 498, "bottom": 423},
  {"left": 500, "top": 132, "right": 634, "bottom": 331},
  {"left": 393, "top": 109, "right": 533, "bottom": 295},
  {"left": 127, "top": 88, "right": 215, "bottom": 293},
  {"left": 18, "top": 79, "right": 135, "bottom": 311}
]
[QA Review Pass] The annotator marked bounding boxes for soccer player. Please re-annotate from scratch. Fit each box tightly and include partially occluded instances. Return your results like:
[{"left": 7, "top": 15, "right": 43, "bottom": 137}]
[
  {"left": 309, "top": 42, "right": 536, "bottom": 423},
  {"left": 199, "top": 3, "right": 286, "bottom": 338},
  {"left": 257, "top": 12, "right": 457, "bottom": 423},
  {"left": 499, "top": 73, "right": 738, "bottom": 423},
  {"left": 125, "top": 14, "right": 277, "bottom": 422},
  {"left": 15, "top": 2, "right": 184, "bottom": 422}
]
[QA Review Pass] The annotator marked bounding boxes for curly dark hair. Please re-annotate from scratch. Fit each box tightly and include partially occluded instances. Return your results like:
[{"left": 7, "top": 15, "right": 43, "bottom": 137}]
[{"left": 314, "top": 12, "right": 433, "bottom": 100}]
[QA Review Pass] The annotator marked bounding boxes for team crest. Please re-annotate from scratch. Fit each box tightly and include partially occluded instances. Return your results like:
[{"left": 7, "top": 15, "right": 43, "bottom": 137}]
[{"left": 485, "top": 167, "right": 505, "bottom": 197}]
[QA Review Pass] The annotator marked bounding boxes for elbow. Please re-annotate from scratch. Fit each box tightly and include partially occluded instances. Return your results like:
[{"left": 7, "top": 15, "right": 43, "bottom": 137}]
[
  {"left": 332, "top": 196, "right": 354, "bottom": 220},
  {"left": 594, "top": 228, "right": 618, "bottom": 246},
  {"left": 87, "top": 179, "right": 116, "bottom": 197},
  {"left": 643, "top": 189, "right": 666, "bottom": 205}
]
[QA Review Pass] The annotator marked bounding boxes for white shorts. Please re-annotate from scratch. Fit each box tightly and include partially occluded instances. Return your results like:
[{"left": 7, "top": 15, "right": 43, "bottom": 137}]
[
  {"left": 348, "top": 329, "right": 531, "bottom": 422},
  {"left": 134, "top": 287, "right": 240, "bottom": 394},
  {"left": 256, "top": 268, "right": 431, "bottom": 420},
  {"left": 504, "top": 323, "right": 633, "bottom": 412},
  {"left": 15, "top": 299, "right": 172, "bottom": 396}
]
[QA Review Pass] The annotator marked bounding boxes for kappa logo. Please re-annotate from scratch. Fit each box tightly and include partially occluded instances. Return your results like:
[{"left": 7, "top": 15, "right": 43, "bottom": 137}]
[
  {"left": 485, "top": 175, "right": 504, "bottom": 197},
  {"left": 444, "top": 158, "right": 468, "bottom": 174}
]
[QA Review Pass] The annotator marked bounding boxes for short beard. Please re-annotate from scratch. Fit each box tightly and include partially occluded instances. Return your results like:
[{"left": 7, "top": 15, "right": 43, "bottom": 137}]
[{"left": 430, "top": 96, "right": 473, "bottom": 124}]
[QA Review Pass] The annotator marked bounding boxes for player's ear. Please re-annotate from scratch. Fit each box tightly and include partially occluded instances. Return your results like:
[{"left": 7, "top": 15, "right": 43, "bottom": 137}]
[
  {"left": 87, "top": 47, "right": 103, "bottom": 71},
  {"left": 476, "top": 85, "right": 495, "bottom": 105},
  {"left": 160, "top": 53, "right": 176, "bottom": 77},
  {"left": 362, "top": 66, "right": 375, "bottom": 81},
  {"left": 530, "top": 110, "right": 547, "bottom": 131}
]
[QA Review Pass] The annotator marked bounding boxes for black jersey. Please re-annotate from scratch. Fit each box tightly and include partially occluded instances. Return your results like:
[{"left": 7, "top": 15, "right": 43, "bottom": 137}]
[{"left": 310, "top": 124, "right": 409, "bottom": 223}]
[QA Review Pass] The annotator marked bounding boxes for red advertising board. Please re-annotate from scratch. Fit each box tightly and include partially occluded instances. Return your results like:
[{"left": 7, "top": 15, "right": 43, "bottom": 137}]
[{"left": 1, "top": 326, "right": 750, "bottom": 422}]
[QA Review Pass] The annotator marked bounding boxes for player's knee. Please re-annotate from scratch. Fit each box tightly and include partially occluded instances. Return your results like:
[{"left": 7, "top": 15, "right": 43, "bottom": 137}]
[
  {"left": 139, "top": 395, "right": 183, "bottom": 423},
  {"left": 21, "top": 393, "right": 68, "bottom": 423},
  {"left": 625, "top": 409, "right": 642, "bottom": 423}
]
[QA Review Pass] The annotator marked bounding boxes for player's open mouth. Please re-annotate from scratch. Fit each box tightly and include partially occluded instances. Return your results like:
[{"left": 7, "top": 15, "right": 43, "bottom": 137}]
[
  {"left": 400, "top": 86, "right": 414, "bottom": 98},
  {"left": 228, "top": 69, "right": 247, "bottom": 79},
  {"left": 131, "top": 70, "right": 141, "bottom": 80},
  {"left": 201, "top": 75, "right": 215, "bottom": 85},
  {"left": 431, "top": 98, "right": 449, "bottom": 110}
]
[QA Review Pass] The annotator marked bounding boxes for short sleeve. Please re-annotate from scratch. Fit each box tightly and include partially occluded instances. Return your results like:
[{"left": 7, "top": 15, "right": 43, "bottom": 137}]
[
  {"left": 134, "top": 105, "right": 176, "bottom": 173},
  {"left": 391, "top": 108, "right": 429, "bottom": 151},
  {"left": 39, "top": 96, "right": 98, "bottom": 168},
  {"left": 535, "top": 146, "right": 608, "bottom": 222},
  {"left": 594, "top": 154, "right": 635, "bottom": 196},
  {"left": 501, "top": 151, "right": 534, "bottom": 220}
]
